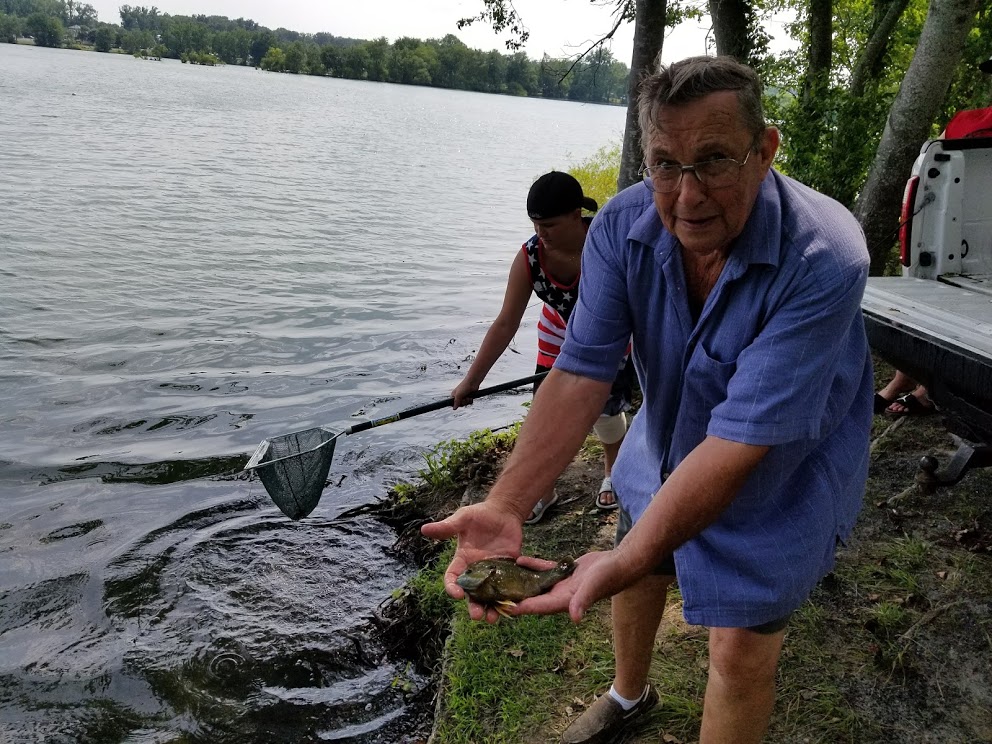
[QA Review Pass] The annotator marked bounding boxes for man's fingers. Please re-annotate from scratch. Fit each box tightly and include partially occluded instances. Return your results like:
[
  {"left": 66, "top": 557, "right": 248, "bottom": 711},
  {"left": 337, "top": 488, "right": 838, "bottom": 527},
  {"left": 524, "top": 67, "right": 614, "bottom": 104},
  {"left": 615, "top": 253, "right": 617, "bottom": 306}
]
[
  {"left": 420, "top": 518, "right": 457, "bottom": 541},
  {"left": 512, "top": 591, "right": 571, "bottom": 616},
  {"left": 515, "top": 555, "right": 559, "bottom": 571},
  {"left": 444, "top": 567, "right": 466, "bottom": 600},
  {"left": 569, "top": 589, "right": 594, "bottom": 623}
]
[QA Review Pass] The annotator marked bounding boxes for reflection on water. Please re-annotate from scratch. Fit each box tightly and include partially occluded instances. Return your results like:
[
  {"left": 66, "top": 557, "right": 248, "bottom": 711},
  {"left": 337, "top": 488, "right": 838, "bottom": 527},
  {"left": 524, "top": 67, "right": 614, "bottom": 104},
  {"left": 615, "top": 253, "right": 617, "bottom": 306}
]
[{"left": 0, "top": 43, "right": 625, "bottom": 740}]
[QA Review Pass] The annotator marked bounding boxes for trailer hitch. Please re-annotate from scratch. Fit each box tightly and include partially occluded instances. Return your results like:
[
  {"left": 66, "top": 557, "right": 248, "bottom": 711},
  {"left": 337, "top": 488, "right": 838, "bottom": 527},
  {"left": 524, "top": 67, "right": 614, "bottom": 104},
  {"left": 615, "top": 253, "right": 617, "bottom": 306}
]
[{"left": 914, "top": 435, "right": 992, "bottom": 493}]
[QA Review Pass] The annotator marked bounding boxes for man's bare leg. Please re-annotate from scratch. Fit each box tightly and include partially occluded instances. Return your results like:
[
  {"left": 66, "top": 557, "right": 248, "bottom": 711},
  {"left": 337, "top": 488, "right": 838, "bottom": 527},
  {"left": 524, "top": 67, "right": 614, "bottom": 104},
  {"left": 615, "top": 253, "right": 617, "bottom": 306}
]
[
  {"left": 700, "top": 626, "right": 786, "bottom": 744},
  {"left": 611, "top": 574, "right": 673, "bottom": 698}
]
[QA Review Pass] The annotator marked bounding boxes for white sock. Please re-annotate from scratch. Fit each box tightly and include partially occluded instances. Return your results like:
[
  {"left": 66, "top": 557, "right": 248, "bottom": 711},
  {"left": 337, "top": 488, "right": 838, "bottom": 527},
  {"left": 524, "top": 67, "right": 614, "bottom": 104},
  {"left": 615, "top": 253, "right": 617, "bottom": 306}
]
[{"left": 608, "top": 683, "right": 647, "bottom": 711}]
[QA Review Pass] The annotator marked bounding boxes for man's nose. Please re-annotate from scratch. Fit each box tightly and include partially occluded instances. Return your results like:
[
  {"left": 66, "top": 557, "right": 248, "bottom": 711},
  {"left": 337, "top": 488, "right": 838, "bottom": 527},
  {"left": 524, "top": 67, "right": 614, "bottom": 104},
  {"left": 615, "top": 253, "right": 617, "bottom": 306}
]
[{"left": 676, "top": 169, "right": 707, "bottom": 203}]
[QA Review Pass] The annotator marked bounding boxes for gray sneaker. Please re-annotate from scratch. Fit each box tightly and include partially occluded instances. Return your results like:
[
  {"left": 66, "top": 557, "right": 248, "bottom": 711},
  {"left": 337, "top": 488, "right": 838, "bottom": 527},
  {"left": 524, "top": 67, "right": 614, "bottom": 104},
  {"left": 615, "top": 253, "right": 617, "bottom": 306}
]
[{"left": 561, "top": 684, "right": 659, "bottom": 744}]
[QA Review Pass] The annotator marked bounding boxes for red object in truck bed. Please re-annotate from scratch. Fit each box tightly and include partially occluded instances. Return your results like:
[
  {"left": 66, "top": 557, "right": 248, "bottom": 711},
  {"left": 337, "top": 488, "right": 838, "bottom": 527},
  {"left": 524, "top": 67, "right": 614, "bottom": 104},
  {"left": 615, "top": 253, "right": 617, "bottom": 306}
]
[{"left": 945, "top": 106, "right": 992, "bottom": 139}]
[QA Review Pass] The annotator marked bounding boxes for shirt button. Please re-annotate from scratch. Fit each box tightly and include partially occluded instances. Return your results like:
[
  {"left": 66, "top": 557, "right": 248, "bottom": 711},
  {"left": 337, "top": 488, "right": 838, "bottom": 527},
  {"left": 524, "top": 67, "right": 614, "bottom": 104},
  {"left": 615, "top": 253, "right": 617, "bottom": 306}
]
[{"left": 662, "top": 471, "right": 671, "bottom": 481}]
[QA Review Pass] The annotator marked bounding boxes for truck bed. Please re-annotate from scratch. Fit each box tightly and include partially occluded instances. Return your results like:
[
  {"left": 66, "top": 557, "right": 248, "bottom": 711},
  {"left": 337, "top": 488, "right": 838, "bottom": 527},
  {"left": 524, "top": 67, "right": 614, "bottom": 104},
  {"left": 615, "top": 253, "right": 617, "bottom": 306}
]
[{"left": 862, "top": 275, "right": 992, "bottom": 435}]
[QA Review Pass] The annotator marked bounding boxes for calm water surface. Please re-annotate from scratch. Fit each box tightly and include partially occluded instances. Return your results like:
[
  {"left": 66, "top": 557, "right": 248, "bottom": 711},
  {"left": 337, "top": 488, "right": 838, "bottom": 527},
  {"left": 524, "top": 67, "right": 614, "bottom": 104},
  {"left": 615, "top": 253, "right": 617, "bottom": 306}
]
[{"left": 0, "top": 44, "right": 625, "bottom": 741}]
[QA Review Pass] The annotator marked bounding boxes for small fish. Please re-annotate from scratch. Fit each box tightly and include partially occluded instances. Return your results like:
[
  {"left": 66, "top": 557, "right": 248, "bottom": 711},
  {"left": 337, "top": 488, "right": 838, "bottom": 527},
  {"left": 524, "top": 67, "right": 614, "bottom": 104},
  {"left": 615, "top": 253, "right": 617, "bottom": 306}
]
[{"left": 455, "top": 557, "right": 574, "bottom": 617}]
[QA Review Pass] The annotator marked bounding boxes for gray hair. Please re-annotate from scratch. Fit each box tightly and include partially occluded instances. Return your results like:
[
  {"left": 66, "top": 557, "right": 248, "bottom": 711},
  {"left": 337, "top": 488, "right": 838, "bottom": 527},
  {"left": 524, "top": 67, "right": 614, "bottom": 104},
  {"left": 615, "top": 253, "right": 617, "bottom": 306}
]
[{"left": 638, "top": 55, "right": 766, "bottom": 155}]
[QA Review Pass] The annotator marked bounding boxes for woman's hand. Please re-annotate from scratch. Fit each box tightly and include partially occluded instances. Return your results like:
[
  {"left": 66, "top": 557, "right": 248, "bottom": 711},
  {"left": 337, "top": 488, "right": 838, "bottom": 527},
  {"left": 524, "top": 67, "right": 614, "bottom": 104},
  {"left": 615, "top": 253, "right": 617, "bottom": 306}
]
[{"left": 451, "top": 378, "right": 481, "bottom": 409}]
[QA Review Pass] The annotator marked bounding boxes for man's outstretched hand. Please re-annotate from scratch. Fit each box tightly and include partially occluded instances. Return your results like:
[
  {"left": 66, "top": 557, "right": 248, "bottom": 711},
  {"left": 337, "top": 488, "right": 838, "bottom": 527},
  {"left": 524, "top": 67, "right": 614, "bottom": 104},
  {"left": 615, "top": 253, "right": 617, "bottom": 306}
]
[{"left": 420, "top": 502, "right": 524, "bottom": 623}]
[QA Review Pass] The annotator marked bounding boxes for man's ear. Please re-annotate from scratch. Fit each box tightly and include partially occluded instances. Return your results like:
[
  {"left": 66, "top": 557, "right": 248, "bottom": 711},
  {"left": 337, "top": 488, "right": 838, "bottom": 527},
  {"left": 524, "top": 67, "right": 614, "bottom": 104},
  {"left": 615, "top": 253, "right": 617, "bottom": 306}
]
[{"left": 760, "top": 127, "right": 780, "bottom": 169}]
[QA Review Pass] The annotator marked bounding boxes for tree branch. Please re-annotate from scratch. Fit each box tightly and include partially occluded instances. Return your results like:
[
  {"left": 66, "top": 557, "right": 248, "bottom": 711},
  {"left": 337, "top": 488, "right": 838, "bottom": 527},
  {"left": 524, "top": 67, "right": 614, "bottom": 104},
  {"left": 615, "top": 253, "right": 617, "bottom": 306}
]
[{"left": 557, "top": 12, "right": 627, "bottom": 83}]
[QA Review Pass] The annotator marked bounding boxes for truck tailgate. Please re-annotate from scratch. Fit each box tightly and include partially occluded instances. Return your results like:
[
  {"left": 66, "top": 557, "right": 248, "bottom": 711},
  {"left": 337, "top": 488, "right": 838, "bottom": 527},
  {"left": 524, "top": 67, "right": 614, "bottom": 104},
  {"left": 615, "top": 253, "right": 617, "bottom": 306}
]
[{"left": 862, "top": 276, "right": 992, "bottom": 434}]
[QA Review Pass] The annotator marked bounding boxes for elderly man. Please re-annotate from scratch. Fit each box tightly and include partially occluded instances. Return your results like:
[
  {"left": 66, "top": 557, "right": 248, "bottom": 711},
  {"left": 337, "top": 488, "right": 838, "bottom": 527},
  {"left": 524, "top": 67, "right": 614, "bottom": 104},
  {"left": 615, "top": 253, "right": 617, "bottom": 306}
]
[{"left": 423, "top": 55, "right": 872, "bottom": 744}]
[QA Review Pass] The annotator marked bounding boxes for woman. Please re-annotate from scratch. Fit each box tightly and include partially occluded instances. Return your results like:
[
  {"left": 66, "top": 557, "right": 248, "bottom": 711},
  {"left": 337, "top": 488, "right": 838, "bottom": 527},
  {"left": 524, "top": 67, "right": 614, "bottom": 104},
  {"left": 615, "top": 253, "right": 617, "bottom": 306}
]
[{"left": 451, "top": 171, "right": 633, "bottom": 524}]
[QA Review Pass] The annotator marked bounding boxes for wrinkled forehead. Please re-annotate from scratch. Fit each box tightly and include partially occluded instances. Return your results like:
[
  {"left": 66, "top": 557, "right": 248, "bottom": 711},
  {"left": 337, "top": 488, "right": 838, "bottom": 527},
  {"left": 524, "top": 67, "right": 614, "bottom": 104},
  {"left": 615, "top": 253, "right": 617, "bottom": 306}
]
[{"left": 646, "top": 93, "right": 752, "bottom": 160}]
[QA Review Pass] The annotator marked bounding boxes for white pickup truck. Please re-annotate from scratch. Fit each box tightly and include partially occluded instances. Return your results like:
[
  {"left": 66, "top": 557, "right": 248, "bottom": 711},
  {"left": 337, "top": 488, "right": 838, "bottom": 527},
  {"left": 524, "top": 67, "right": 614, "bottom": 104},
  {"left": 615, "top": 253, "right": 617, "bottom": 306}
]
[{"left": 860, "top": 133, "right": 992, "bottom": 483}]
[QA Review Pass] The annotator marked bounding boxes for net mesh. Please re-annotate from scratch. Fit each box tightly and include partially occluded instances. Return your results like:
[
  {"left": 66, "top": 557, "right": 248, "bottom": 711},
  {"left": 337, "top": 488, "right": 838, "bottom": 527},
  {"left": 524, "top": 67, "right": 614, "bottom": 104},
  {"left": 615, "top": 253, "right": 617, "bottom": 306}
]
[{"left": 252, "top": 427, "right": 339, "bottom": 520}]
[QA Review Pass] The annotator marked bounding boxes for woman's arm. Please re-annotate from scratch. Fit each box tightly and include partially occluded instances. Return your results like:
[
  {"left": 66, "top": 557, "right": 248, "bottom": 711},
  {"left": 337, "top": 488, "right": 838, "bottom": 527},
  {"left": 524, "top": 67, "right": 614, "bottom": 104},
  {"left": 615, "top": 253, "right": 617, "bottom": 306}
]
[{"left": 452, "top": 250, "right": 534, "bottom": 408}]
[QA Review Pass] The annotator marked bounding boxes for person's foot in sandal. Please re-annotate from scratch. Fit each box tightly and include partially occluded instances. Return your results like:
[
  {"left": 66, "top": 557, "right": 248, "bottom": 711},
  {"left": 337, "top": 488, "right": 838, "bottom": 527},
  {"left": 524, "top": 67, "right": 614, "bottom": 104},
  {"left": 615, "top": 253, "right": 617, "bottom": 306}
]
[
  {"left": 874, "top": 370, "right": 918, "bottom": 413},
  {"left": 885, "top": 386, "right": 936, "bottom": 417},
  {"left": 524, "top": 489, "right": 559, "bottom": 525},
  {"left": 561, "top": 684, "right": 658, "bottom": 744},
  {"left": 595, "top": 475, "right": 619, "bottom": 511}
]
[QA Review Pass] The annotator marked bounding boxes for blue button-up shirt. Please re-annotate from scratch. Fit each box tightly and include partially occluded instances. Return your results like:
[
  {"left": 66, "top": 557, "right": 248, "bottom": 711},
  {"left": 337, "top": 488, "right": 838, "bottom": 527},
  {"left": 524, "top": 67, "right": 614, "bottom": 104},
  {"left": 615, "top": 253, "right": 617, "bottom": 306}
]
[{"left": 556, "top": 171, "right": 873, "bottom": 627}]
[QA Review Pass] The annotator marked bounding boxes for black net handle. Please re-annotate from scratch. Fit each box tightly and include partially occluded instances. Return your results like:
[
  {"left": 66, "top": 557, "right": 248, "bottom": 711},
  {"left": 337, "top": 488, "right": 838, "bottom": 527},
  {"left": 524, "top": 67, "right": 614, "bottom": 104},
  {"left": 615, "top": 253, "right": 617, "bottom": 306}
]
[{"left": 345, "top": 371, "right": 548, "bottom": 436}]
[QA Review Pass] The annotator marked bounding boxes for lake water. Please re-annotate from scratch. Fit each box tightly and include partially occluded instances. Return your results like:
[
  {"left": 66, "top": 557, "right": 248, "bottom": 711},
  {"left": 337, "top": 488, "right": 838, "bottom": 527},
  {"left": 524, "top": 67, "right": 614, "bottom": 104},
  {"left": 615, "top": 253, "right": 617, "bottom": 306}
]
[{"left": 0, "top": 44, "right": 625, "bottom": 741}]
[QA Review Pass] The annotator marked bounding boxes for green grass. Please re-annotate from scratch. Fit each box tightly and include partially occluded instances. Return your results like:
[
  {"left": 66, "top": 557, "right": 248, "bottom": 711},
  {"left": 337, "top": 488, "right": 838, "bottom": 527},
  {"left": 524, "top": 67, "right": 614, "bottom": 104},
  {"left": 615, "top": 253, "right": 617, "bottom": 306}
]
[
  {"left": 435, "top": 611, "right": 581, "bottom": 743},
  {"left": 417, "top": 425, "right": 520, "bottom": 492}
]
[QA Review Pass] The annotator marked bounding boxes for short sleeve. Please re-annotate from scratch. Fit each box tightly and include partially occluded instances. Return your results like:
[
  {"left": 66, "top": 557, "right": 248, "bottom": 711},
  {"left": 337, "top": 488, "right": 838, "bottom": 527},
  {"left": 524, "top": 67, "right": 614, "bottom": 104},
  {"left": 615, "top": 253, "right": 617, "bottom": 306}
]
[
  {"left": 708, "top": 252, "right": 869, "bottom": 445},
  {"left": 554, "top": 216, "right": 633, "bottom": 382}
]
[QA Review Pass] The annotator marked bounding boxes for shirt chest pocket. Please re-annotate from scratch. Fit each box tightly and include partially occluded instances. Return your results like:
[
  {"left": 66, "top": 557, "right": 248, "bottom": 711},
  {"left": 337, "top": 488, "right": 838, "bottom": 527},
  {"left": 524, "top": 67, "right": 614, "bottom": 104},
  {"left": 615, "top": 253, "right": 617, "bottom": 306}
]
[{"left": 682, "top": 345, "right": 738, "bottom": 417}]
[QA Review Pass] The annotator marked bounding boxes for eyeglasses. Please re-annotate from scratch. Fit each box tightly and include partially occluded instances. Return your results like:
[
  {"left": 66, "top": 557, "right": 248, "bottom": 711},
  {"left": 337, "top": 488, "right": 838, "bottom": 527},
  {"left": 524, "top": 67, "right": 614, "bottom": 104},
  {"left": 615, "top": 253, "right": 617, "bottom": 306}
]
[{"left": 638, "top": 150, "right": 752, "bottom": 193}]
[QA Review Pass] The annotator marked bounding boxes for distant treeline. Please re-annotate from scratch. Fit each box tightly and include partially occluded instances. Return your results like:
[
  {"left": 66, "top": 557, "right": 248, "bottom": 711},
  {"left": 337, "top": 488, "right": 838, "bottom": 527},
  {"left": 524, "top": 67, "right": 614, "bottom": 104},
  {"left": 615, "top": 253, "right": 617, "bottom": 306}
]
[{"left": 0, "top": 1, "right": 630, "bottom": 103}]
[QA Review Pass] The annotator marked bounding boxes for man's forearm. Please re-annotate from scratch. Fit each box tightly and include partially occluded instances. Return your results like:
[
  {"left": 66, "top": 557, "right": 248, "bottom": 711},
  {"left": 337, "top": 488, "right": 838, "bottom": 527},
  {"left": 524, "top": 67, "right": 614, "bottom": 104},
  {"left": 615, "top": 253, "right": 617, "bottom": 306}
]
[
  {"left": 487, "top": 368, "right": 611, "bottom": 521},
  {"left": 614, "top": 436, "right": 770, "bottom": 576}
]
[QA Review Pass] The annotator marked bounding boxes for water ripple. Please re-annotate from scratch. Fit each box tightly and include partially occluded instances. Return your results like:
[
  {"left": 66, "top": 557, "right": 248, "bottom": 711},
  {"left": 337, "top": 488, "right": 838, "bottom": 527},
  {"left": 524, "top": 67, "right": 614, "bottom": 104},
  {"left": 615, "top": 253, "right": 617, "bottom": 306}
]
[{"left": 0, "top": 42, "right": 624, "bottom": 741}]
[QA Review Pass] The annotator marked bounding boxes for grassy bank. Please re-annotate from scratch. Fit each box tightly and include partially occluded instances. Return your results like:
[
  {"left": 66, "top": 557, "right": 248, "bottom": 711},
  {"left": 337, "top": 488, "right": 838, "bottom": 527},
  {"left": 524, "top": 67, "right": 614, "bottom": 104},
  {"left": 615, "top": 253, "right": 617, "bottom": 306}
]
[{"left": 378, "top": 357, "right": 992, "bottom": 743}]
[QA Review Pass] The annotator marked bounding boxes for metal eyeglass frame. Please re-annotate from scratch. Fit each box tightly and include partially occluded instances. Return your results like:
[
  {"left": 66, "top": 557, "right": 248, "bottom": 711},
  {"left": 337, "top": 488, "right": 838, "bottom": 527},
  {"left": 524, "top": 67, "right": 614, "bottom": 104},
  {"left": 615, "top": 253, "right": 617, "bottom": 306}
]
[{"left": 638, "top": 149, "right": 752, "bottom": 193}]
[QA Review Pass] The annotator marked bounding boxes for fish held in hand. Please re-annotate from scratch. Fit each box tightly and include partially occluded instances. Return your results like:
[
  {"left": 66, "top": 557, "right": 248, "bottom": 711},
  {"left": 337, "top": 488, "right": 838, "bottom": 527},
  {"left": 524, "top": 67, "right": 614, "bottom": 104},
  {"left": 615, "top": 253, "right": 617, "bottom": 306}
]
[{"left": 455, "top": 557, "right": 574, "bottom": 616}]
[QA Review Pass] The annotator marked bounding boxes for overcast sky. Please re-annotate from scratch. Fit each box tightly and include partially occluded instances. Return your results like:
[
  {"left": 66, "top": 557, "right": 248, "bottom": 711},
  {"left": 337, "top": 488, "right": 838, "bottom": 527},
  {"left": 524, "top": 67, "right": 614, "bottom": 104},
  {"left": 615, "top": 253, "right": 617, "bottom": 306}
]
[{"left": 87, "top": 0, "right": 728, "bottom": 64}]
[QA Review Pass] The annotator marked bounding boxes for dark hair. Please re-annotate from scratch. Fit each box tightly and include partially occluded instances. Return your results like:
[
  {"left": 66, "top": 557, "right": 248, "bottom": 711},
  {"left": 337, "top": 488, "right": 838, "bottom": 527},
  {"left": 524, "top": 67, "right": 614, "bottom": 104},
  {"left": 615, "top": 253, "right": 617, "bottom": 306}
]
[{"left": 638, "top": 55, "right": 766, "bottom": 154}]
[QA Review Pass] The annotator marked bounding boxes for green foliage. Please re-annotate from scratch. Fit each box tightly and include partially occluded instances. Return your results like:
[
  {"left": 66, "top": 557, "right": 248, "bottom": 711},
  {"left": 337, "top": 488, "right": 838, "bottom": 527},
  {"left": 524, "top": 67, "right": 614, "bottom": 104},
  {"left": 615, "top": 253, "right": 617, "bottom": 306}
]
[
  {"left": 211, "top": 27, "right": 252, "bottom": 64},
  {"left": 942, "top": 5, "right": 992, "bottom": 121},
  {"left": 93, "top": 24, "right": 114, "bottom": 52},
  {"left": 406, "top": 543, "right": 457, "bottom": 620},
  {"left": 762, "top": 0, "right": 990, "bottom": 219},
  {"left": 283, "top": 40, "right": 305, "bottom": 73},
  {"left": 25, "top": 9, "right": 61, "bottom": 46},
  {"left": 259, "top": 45, "right": 285, "bottom": 72},
  {"left": 161, "top": 19, "right": 207, "bottom": 57},
  {"left": 120, "top": 27, "right": 153, "bottom": 54},
  {"left": 2, "top": 2, "right": 631, "bottom": 101},
  {"left": 119, "top": 4, "right": 162, "bottom": 32},
  {"left": 568, "top": 142, "right": 622, "bottom": 208},
  {"left": 0, "top": 11, "right": 21, "bottom": 42},
  {"left": 180, "top": 49, "right": 221, "bottom": 65},
  {"left": 418, "top": 425, "right": 519, "bottom": 492}
]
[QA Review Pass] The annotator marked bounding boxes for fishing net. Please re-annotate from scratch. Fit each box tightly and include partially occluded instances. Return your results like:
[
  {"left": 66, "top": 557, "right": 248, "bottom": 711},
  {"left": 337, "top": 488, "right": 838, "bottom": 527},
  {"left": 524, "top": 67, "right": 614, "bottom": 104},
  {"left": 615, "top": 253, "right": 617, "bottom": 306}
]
[
  {"left": 245, "top": 372, "right": 545, "bottom": 520},
  {"left": 245, "top": 426, "right": 339, "bottom": 520}
]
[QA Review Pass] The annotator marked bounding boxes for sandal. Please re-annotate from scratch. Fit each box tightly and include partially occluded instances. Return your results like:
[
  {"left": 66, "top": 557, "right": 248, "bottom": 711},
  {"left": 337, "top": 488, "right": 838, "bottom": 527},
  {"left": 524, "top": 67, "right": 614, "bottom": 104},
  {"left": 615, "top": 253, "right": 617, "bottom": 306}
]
[
  {"left": 885, "top": 391, "right": 936, "bottom": 417},
  {"left": 873, "top": 392, "right": 895, "bottom": 414},
  {"left": 595, "top": 476, "right": 619, "bottom": 511},
  {"left": 524, "top": 489, "right": 559, "bottom": 525}
]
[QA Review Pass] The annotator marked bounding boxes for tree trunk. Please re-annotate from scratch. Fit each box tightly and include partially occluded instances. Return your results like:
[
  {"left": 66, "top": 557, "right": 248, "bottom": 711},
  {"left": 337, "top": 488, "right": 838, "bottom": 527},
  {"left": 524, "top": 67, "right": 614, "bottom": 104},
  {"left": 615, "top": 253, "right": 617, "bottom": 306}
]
[
  {"left": 618, "top": 0, "right": 668, "bottom": 190},
  {"left": 849, "top": 0, "right": 911, "bottom": 97},
  {"left": 708, "top": 0, "right": 752, "bottom": 61},
  {"left": 853, "top": 0, "right": 978, "bottom": 275},
  {"left": 802, "top": 0, "right": 832, "bottom": 106}
]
